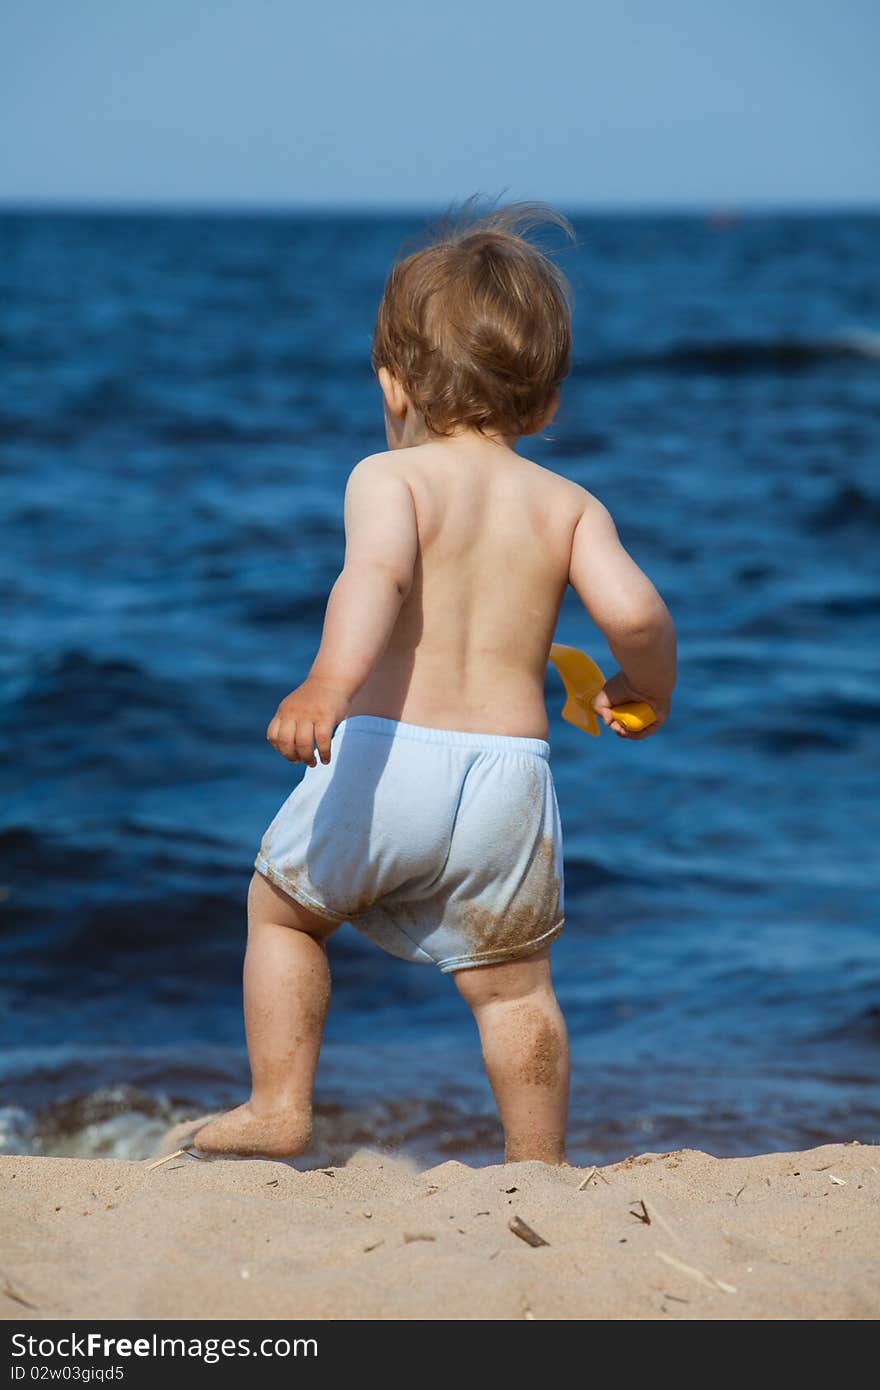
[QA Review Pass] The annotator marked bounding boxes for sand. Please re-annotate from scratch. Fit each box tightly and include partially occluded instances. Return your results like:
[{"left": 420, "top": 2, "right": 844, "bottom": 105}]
[{"left": 1, "top": 1142, "right": 878, "bottom": 1320}]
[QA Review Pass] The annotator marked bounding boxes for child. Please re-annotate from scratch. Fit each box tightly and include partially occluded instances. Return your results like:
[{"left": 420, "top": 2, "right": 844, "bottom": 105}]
[{"left": 195, "top": 204, "right": 676, "bottom": 1165}]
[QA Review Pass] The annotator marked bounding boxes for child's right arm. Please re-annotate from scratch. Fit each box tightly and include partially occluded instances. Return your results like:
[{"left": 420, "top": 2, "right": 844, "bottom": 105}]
[{"left": 568, "top": 494, "right": 676, "bottom": 739}]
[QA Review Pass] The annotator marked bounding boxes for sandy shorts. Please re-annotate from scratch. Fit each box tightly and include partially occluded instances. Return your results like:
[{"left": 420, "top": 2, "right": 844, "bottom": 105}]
[{"left": 255, "top": 715, "right": 565, "bottom": 973}]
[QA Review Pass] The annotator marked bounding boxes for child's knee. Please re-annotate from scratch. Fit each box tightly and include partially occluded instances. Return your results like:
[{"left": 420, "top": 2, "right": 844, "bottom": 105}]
[{"left": 454, "top": 947, "right": 553, "bottom": 1010}]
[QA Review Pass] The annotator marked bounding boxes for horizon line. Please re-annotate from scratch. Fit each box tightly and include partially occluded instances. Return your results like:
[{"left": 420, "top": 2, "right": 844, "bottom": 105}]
[{"left": 1, "top": 197, "right": 878, "bottom": 218}]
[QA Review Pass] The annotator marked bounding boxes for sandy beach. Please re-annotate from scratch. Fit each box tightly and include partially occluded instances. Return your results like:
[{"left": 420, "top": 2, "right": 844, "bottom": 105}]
[{"left": 2, "top": 1141, "right": 877, "bottom": 1321}]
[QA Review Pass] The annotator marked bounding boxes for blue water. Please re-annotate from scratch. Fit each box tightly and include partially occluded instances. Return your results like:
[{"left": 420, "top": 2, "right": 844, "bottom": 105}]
[{"left": 1, "top": 210, "right": 879, "bottom": 1163}]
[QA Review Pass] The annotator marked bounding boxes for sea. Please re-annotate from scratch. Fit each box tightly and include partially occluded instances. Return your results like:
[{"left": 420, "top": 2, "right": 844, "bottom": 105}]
[{"left": 1, "top": 208, "right": 878, "bottom": 1165}]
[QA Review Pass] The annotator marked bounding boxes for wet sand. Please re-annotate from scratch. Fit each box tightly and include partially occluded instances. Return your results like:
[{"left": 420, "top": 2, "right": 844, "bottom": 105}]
[{"left": 2, "top": 1142, "right": 877, "bottom": 1320}]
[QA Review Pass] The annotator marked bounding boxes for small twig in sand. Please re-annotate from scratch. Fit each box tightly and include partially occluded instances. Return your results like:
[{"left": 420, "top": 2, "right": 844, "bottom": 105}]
[
  {"left": 829, "top": 1174, "right": 847, "bottom": 1186},
  {"left": 403, "top": 1232, "right": 436, "bottom": 1243},
  {"left": 730, "top": 1184, "right": 747, "bottom": 1205},
  {"left": 629, "top": 1199, "right": 651, "bottom": 1225},
  {"left": 508, "top": 1216, "right": 549, "bottom": 1248},
  {"left": 577, "top": 1165, "right": 611, "bottom": 1190},
  {"left": 146, "top": 1148, "right": 193, "bottom": 1171},
  {"left": 2, "top": 1279, "right": 39, "bottom": 1310},
  {"left": 363, "top": 1239, "right": 384, "bottom": 1254},
  {"left": 656, "top": 1250, "right": 737, "bottom": 1294}
]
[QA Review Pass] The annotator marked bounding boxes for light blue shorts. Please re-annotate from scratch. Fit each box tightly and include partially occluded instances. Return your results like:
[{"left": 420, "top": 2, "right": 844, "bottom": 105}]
[{"left": 255, "top": 715, "right": 565, "bottom": 972}]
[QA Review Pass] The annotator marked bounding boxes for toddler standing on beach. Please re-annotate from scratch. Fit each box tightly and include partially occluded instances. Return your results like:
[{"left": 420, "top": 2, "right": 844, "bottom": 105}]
[{"left": 196, "top": 205, "right": 676, "bottom": 1165}]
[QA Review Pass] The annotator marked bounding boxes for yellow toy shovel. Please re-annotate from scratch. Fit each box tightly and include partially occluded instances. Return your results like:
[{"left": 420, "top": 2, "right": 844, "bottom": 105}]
[{"left": 548, "top": 644, "right": 656, "bottom": 736}]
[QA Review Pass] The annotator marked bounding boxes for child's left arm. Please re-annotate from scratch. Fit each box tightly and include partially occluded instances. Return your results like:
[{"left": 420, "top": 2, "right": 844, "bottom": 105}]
[{"left": 267, "top": 457, "right": 418, "bottom": 766}]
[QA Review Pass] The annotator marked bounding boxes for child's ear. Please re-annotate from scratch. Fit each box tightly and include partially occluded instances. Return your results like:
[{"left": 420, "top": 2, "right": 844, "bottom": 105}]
[
  {"left": 521, "top": 390, "right": 561, "bottom": 437},
  {"left": 378, "top": 366, "right": 409, "bottom": 420},
  {"left": 532, "top": 390, "right": 560, "bottom": 434}
]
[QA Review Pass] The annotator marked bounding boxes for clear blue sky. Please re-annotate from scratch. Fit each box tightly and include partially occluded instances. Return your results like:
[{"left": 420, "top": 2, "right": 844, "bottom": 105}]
[{"left": 1, "top": 0, "right": 877, "bottom": 208}]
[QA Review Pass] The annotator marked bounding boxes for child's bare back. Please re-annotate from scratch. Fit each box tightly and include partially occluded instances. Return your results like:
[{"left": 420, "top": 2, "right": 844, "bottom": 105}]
[
  {"left": 347, "top": 438, "right": 585, "bottom": 739},
  {"left": 194, "top": 204, "right": 675, "bottom": 1165}
]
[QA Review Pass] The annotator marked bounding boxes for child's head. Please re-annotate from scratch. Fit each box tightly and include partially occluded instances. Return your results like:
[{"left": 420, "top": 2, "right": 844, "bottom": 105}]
[{"left": 372, "top": 202, "right": 573, "bottom": 446}]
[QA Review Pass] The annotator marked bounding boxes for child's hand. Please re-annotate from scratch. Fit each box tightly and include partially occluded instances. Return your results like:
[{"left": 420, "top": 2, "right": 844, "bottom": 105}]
[
  {"left": 266, "top": 678, "right": 351, "bottom": 766},
  {"left": 593, "top": 671, "right": 670, "bottom": 740}
]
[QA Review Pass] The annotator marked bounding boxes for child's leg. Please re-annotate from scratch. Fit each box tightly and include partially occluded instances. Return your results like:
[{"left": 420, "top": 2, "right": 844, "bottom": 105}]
[
  {"left": 195, "top": 872, "right": 337, "bottom": 1157},
  {"left": 454, "top": 946, "right": 569, "bottom": 1164}
]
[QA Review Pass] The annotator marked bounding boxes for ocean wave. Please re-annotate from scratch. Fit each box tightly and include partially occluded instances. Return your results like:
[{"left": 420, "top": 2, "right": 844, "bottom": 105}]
[
  {"left": 51, "top": 889, "right": 244, "bottom": 964},
  {"left": 0, "top": 825, "right": 104, "bottom": 889},
  {"left": 244, "top": 591, "right": 330, "bottom": 628},
  {"left": 0, "top": 1086, "right": 182, "bottom": 1159},
  {"left": 5, "top": 1067, "right": 877, "bottom": 1168},
  {"left": 807, "top": 484, "right": 880, "bottom": 532},
  {"left": 818, "top": 1004, "right": 880, "bottom": 1045},
  {"left": 0, "top": 412, "right": 76, "bottom": 446},
  {"left": 67, "top": 375, "right": 149, "bottom": 423},
  {"left": 740, "top": 726, "right": 848, "bottom": 755},
  {"left": 574, "top": 329, "right": 880, "bottom": 378},
  {"left": 565, "top": 855, "right": 655, "bottom": 891},
  {"left": 157, "top": 417, "right": 303, "bottom": 445},
  {"left": 7, "top": 649, "right": 180, "bottom": 716},
  {"left": 0, "top": 1085, "right": 502, "bottom": 1165}
]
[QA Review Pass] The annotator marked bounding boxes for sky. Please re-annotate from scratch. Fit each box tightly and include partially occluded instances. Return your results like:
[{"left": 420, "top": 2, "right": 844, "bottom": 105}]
[{"left": 1, "top": 0, "right": 878, "bottom": 209}]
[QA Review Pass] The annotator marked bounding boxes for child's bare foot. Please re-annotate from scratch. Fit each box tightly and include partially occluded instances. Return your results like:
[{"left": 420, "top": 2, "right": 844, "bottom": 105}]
[{"left": 193, "top": 1101, "right": 311, "bottom": 1158}]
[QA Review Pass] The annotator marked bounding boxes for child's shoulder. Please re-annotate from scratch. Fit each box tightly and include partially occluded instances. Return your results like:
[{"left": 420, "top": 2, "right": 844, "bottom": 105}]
[
  {"left": 517, "top": 450, "right": 588, "bottom": 494},
  {"left": 342, "top": 450, "right": 416, "bottom": 507},
  {"left": 346, "top": 449, "right": 402, "bottom": 480},
  {"left": 514, "top": 453, "right": 613, "bottom": 525}
]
